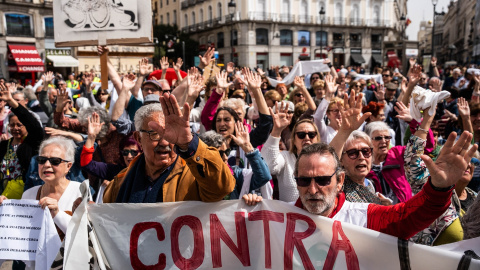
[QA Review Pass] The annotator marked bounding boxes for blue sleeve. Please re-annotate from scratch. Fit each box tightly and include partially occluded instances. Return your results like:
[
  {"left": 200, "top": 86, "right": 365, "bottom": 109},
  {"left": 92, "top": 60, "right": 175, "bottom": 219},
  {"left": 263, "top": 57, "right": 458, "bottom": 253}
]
[
  {"left": 249, "top": 113, "right": 273, "bottom": 148},
  {"left": 127, "top": 95, "right": 143, "bottom": 121},
  {"left": 175, "top": 133, "right": 199, "bottom": 159},
  {"left": 245, "top": 149, "right": 272, "bottom": 191},
  {"left": 81, "top": 160, "right": 125, "bottom": 180}
]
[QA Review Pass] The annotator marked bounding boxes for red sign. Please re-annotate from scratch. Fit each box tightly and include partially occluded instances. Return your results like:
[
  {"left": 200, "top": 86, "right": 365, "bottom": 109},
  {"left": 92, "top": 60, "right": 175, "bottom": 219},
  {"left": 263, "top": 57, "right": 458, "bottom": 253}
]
[{"left": 8, "top": 44, "right": 44, "bottom": 73}]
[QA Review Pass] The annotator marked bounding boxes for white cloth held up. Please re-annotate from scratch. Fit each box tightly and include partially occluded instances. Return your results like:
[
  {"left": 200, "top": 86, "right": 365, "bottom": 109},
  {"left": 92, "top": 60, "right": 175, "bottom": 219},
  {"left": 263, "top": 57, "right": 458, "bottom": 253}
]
[
  {"left": 267, "top": 60, "right": 330, "bottom": 87},
  {"left": 409, "top": 86, "right": 450, "bottom": 122}
]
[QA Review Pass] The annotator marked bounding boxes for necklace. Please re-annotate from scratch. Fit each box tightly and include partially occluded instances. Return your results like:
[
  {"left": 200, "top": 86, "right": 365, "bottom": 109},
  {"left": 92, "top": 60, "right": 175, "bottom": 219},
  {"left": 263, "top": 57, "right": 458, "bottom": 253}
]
[{"left": 4, "top": 140, "right": 18, "bottom": 177}]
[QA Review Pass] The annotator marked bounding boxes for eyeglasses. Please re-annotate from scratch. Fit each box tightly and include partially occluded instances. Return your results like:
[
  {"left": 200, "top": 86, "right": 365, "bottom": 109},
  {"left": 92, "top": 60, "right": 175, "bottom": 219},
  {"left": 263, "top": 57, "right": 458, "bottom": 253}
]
[
  {"left": 143, "top": 87, "right": 160, "bottom": 93},
  {"left": 287, "top": 110, "right": 294, "bottom": 114},
  {"left": 311, "top": 76, "right": 320, "bottom": 80},
  {"left": 219, "top": 148, "right": 231, "bottom": 157},
  {"left": 100, "top": 92, "right": 109, "bottom": 96},
  {"left": 139, "top": 129, "right": 161, "bottom": 141},
  {"left": 296, "top": 131, "right": 317, "bottom": 139},
  {"left": 353, "top": 84, "right": 361, "bottom": 88},
  {"left": 295, "top": 93, "right": 304, "bottom": 97},
  {"left": 373, "top": 135, "right": 392, "bottom": 141},
  {"left": 121, "top": 149, "right": 139, "bottom": 157},
  {"left": 294, "top": 170, "right": 338, "bottom": 187},
  {"left": 421, "top": 78, "right": 427, "bottom": 80},
  {"left": 343, "top": 148, "right": 373, "bottom": 159},
  {"left": 382, "top": 74, "right": 390, "bottom": 77},
  {"left": 36, "top": 156, "right": 70, "bottom": 166}
]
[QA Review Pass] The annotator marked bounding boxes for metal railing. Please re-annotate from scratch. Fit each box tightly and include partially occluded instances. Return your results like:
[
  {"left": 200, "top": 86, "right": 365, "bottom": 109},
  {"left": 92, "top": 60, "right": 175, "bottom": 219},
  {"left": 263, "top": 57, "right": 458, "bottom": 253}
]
[
  {"left": 349, "top": 18, "right": 363, "bottom": 26},
  {"left": 332, "top": 17, "right": 346, "bottom": 25},
  {"left": 350, "top": 41, "right": 362, "bottom": 47},
  {"left": 279, "top": 14, "right": 295, "bottom": 23},
  {"left": 297, "top": 15, "right": 313, "bottom": 24},
  {"left": 248, "top": 12, "right": 273, "bottom": 21}
]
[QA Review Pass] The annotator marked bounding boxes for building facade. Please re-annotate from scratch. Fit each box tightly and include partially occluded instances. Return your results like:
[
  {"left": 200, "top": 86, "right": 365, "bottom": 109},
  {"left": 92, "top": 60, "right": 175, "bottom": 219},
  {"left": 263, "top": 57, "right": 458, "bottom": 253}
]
[{"left": 153, "top": 0, "right": 408, "bottom": 71}]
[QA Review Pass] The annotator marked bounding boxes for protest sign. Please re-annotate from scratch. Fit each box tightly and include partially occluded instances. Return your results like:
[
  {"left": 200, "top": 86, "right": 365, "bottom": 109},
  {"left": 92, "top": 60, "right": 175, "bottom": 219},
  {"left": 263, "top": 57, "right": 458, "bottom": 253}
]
[
  {"left": 64, "top": 198, "right": 480, "bottom": 270},
  {"left": 0, "top": 200, "right": 60, "bottom": 269}
]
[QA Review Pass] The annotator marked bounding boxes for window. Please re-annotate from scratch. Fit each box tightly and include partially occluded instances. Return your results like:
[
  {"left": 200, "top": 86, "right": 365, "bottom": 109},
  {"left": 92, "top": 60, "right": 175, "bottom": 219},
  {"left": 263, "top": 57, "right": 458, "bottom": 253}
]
[
  {"left": 166, "top": 0, "right": 169, "bottom": 4},
  {"left": 44, "top": 17, "right": 54, "bottom": 38},
  {"left": 160, "top": 15, "right": 163, "bottom": 24},
  {"left": 333, "top": 33, "right": 344, "bottom": 46},
  {"left": 299, "top": 0, "right": 308, "bottom": 23},
  {"left": 184, "top": 14, "right": 188, "bottom": 26},
  {"left": 316, "top": 31, "right": 327, "bottom": 46},
  {"left": 192, "top": 12, "right": 196, "bottom": 24},
  {"left": 173, "top": 10, "right": 177, "bottom": 25},
  {"left": 208, "top": 6, "right": 213, "bottom": 21},
  {"left": 217, "top": 32, "right": 224, "bottom": 48},
  {"left": 217, "top": 2, "right": 222, "bottom": 18},
  {"left": 351, "top": 4, "right": 360, "bottom": 25},
  {"left": 350, "top": 33, "right": 361, "bottom": 47},
  {"left": 373, "top": 5, "right": 380, "bottom": 25},
  {"left": 200, "top": 9, "right": 204, "bottom": 22},
  {"left": 282, "top": 0, "right": 290, "bottom": 21},
  {"left": 257, "top": 0, "right": 266, "bottom": 19},
  {"left": 298, "top": 31, "right": 310, "bottom": 46},
  {"left": 280, "top": 29, "right": 293, "bottom": 45},
  {"left": 334, "top": 2, "right": 343, "bottom": 24},
  {"left": 280, "top": 54, "right": 293, "bottom": 66},
  {"left": 256, "top": 28, "right": 268, "bottom": 45},
  {"left": 5, "top": 13, "right": 33, "bottom": 37},
  {"left": 233, "top": 30, "right": 238, "bottom": 46},
  {"left": 160, "top": 0, "right": 163, "bottom": 8},
  {"left": 167, "top": 13, "right": 170, "bottom": 25}
]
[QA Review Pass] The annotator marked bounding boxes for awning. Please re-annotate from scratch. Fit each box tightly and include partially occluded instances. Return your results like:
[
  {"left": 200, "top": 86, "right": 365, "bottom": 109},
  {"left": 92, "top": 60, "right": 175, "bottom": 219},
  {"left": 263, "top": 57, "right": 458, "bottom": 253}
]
[
  {"left": 350, "top": 54, "right": 365, "bottom": 63},
  {"left": 372, "top": 54, "right": 383, "bottom": 63},
  {"left": 47, "top": 55, "right": 79, "bottom": 67},
  {"left": 8, "top": 44, "right": 44, "bottom": 73}
]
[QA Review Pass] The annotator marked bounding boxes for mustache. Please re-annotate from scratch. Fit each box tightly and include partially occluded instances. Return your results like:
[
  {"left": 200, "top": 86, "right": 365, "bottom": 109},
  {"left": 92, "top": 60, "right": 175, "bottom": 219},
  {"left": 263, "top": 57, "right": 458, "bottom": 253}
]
[
  {"left": 304, "top": 193, "right": 325, "bottom": 200},
  {"left": 154, "top": 144, "right": 172, "bottom": 152}
]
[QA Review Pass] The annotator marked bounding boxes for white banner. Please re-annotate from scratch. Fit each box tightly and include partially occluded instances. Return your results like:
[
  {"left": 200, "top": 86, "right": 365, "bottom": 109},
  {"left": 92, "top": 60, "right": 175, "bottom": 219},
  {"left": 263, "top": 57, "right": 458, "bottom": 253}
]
[
  {"left": 65, "top": 199, "right": 480, "bottom": 270},
  {"left": 266, "top": 60, "right": 330, "bottom": 87}
]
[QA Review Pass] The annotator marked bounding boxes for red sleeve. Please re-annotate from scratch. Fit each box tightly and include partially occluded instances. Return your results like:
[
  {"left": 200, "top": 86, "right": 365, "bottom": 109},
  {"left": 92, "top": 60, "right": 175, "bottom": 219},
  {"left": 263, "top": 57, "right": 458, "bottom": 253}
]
[
  {"left": 200, "top": 90, "right": 223, "bottom": 131},
  {"left": 366, "top": 179, "right": 452, "bottom": 239},
  {"left": 80, "top": 145, "right": 95, "bottom": 167}
]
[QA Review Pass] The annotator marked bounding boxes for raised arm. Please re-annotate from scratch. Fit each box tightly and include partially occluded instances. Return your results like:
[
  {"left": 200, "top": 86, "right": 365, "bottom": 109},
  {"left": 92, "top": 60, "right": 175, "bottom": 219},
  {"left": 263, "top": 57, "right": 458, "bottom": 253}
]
[
  {"left": 293, "top": 76, "right": 316, "bottom": 111},
  {"left": 160, "top": 56, "right": 169, "bottom": 80},
  {"left": 329, "top": 91, "right": 371, "bottom": 157},
  {"left": 324, "top": 58, "right": 337, "bottom": 78},
  {"left": 112, "top": 74, "right": 136, "bottom": 122},
  {"left": 201, "top": 71, "right": 230, "bottom": 131},
  {"left": 185, "top": 72, "right": 204, "bottom": 109},
  {"left": 132, "top": 57, "right": 152, "bottom": 98},
  {"left": 198, "top": 47, "right": 215, "bottom": 70},
  {"left": 458, "top": 97, "right": 473, "bottom": 135},
  {"left": 313, "top": 74, "right": 337, "bottom": 139},
  {"left": 173, "top": 58, "right": 184, "bottom": 82},
  {"left": 97, "top": 46, "right": 122, "bottom": 93},
  {"left": 431, "top": 57, "right": 440, "bottom": 77},
  {"left": 244, "top": 68, "right": 269, "bottom": 115},
  {"left": 45, "top": 127, "right": 84, "bottom": 143},
  {"left": 401, "top": 64, "right": 423, "bottom": 106}
]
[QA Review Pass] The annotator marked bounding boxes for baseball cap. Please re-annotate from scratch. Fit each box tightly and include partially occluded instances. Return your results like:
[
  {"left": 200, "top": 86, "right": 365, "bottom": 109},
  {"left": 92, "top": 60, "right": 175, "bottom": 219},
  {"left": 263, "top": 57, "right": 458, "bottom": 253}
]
[
  {"left": 142, "top": 80, "right": 162, "bottom": 91},
  {"left": 144, "top": 94, "right": 160, "bottom": 104},
  {"left": 385, "top": 82, "right": 397, "bottom": 90}
]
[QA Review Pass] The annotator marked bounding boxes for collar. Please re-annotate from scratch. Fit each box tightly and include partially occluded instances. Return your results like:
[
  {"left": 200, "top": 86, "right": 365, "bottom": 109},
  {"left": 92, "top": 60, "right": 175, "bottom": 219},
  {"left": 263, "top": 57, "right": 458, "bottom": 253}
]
[{"left": 294, "top": 192, "right": 346, "bottom": 218}]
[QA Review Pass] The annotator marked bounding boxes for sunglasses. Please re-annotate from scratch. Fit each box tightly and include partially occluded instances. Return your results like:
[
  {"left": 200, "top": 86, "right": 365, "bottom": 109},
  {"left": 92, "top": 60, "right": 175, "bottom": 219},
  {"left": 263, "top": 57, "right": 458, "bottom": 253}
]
[
  {"left": 295, "top": 93, "right": 304, "bottom": 97},
  {"left": 296, "top": 131, "right": 317, "bottom": 139},
  {"left": 121, "top": 149, "right": 139, "bottom": 157},
  {"left": 100, "top": 92, "right": 109, "bottom": 96},
  {"left": 36, "top": 156, "right": 69, "bottom": 166},
  {"left": 373, "top": 135, "right": 392, "bottom": 141},
  {"left": 219, "top": 148, "right": 232, "bottom": 157},
  {"left": 343, "top": 148, "right": 373, "bottom": 159},
  {"left": 295, "top": 169, "right": 338, "bottom": 187},
  {"left": 382, "top": 74, "right": 390, "bottom": 77}
]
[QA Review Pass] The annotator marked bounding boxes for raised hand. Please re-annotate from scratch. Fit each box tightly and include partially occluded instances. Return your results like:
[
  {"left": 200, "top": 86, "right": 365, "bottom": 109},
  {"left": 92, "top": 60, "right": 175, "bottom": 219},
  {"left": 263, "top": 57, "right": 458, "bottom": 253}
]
[
  {"left": 257, "top": 67, "right": 265, "bottom": 76},
  {"left": 244, "top": 68, "right": 261, "bottom": 91},
  {"left": 394, "top": 101, "right": 412, "bottom": 122},
  {"left": 149, "top": 93, "right": 192, "bottom": 149},
  {"left": 187, "top": 73, "right": 204, "bottom": 99},
  {"left": 87, "top": 112, "right": 105, "bottom": 139},
  {"left": 84, "top": 72, "right": 94, "bottom": 90},
  {"left": 458, "top": 97, "right": 470, "bottom": 116},
  {"left": 421, "top": 131, "right": 478, "bottom": 188},
  {"left": 44, "top": 71, "right": 54, "bottom": 83},
  {"left": 443, "top": 109, "right": 458, "bottom": 122},
  {"left": 401, "top": 77, "right": 408, "bottom": 93},
  {"left": 97, "top": 46, "right": 109, "bottom": 56},
  {"left": 0, "top": 83, "right": 13, "bottom": 102},
  {"left": 160, "top": 56, "right": 169, "bottom": 70},
  {"left": 409, "top": 57, "right": 416, "bottom": 68},
  {"left": 199, "top": 47, "right": 215, "bottom": 69},
  {"left": 44, "top": 127, "right": 66, "bottom": 137},
  {"left": 431, "top": 57, "right": 437, "bottom": 67},
  {"left": 229, "top": 121, "right": 253, "bottom": 153},
  {"left": 215, "top": 70, "right": 232, "bottom": 91},
  {"left": 173, "top": 58, "right": 183, "bottom": 71},
  {"left": 323, "top": 58, "right": 331, "bottom": 64},
  {"left": 293, "top": 76, "right": 306, "bottom": 89},
  {"left": 408, "top": 64, "right": 423, "bottom": 86},
  {"left": 269, "top": 102, "right": 292, "bottom": 136},
  {"left": 226, "top": 62, "right": 235, "bottom": 73},
  {"left": 339, "top": 90, "right": 371, "bottom": 132},
  {"left": 122, "top": 73, "right": 136, "bottom": 91},
  {"left": 138, "top": 57, "right": 152, "bottom": 77},
  {"left": 374, "top": 85, "right": 385, "bottom": 102},
  {"left": 56, "top": 88, "right": 70, "bottom": 112},
  {"left": 324, "top": 74, "right": 337, "bottom": 99}
]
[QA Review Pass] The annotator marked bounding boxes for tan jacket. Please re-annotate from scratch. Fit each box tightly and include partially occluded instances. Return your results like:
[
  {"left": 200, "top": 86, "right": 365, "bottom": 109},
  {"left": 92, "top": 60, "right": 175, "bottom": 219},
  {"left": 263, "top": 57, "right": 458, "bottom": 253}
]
[{"left": 103, "top": 139, "right": 235, "bottom": 203}]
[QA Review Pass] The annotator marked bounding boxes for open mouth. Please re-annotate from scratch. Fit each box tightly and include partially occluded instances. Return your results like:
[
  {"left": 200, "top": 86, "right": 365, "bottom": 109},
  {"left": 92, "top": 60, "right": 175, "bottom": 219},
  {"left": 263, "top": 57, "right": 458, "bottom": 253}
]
[
  {"left": 42, "top": 171, "right": 54, "bottom": 176},
  {"left": 355, "top": 164, "right": 368, "bottom": 171}
]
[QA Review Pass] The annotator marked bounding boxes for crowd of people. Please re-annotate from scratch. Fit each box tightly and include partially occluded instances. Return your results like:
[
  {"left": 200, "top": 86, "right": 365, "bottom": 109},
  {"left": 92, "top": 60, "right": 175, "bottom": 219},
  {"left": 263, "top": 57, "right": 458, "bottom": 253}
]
[{"left": 0, "top": 45, "right": 480, "bottom": 268}]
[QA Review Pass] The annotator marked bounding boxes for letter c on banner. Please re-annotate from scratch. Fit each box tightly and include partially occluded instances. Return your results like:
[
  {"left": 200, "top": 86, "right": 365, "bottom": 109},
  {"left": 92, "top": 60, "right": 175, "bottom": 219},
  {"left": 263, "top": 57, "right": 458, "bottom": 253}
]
[
  {"left": 130, "top": 222, "right": 166, "bottom": 270},
  {"left": 171, "top": 215, "right": 205, "bottom": 270}
]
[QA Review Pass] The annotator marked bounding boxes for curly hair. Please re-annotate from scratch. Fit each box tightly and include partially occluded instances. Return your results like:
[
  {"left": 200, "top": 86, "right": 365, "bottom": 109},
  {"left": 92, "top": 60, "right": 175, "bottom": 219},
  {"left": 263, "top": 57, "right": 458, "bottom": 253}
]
[
  {"left": 362, "top": 101, "right": 385, "bottom": 118},
  {"left": 77, "top": 106, "right": 111, "bottom": 139},
  {"left": 198, "top": 131, "right": 225, "bottom": 148}
]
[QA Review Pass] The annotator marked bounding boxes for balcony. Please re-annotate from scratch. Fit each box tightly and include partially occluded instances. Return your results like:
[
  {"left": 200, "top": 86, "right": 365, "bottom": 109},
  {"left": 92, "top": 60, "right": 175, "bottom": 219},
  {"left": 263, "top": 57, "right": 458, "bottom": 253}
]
[
  {"left": 196, "top": 22, "right": 204, "bottom": 30},
  {"left": 367, "top": 19, "right": 390, "bottom": 27},
  {"left": 350, "top": 41, "right": 362, "bottom": 48},
  {"left": 188, "top": 0, "right": 195, "bottom": 6},
  {"left": 182, "top": 26, "right": 188, "bottom": 33},
  {"left": 279, "top": 14, "right": 295, "bottom": 23},
  {"left": 248, "top": 12, "right": 273, "bottom": 21},
  {"left": 181, "top": 1, "right": 188, "bottom": 9},
  {"left": 298, "top": 15, "right": 313, "bottom": 24},
  {"left": 333, "top": 40, "right": 345, "bottom": 47},
  {"left": 332, "top": 17, "right": 346, "bottom": 25},
  {"left": 205, "top": 19, "right": 213, "bottom": 28},
  {"left": 349, "top": 18, "right": 363, "bottom": 26},
  {"left": 371, "top": 41, "right": 382, "bottom": 49}
]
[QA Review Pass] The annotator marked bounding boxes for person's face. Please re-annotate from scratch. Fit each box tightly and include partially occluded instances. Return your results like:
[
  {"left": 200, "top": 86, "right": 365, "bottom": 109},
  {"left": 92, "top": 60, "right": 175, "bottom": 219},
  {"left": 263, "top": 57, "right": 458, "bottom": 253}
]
[
  {"left": 232, "top": 106, "right": 244, "bottom": 123},
  {"left": 38, "top": 144, "right": 72, "bottom": 182},
  {"left": 277, "top": 85, "right": 287, "bottom": 96},
  {"left": 341, "top": 139, "right": 372, "bottom": 182},
  {"left": 49, "top": 89, "right": 58, "bottom": 104},
  {"left": 371, "top": 130, "right": 390, "bottom": 157},
  {"left": 294, "top": 123, "right": 319, "bottom": 155},
  {"left": 352, "top": 82, "right": 362, "bottom": 92},
  {"left": 459, "top": 162, "right": 475, "bottom": 184},
  {"left": 122, "top": 144, "right": 140, "bottom": 165},
  {"left": 0, "top": 100, "right": 6, "bottom": 110},
  {"left": 215, "top": 110, "right": 235, "bottom": 137},
  {"left": 218, "top": 143, "right": 229, "bottom": 164},
  {"left": 293, "top": 92, "right": 305, "bottom": 104},
  {"left": 471, "top": 113, "right": 480, "bottom": 133},
  {"left": 265, "top": 98, "right": 276, "bottom": 108},
  {"left": 261, "top": 81, "right": 269, "bottom": 90},
  {"left": 8, "top": 116, "right": 27, "bottom": 139},
  {"left": 12, "top": 94, "right": 27, "bottom": 107},
  {"left": 235, "top": 80, "right": 245, "bottom": 90},
  {"left": 337, "top": 74, "right": 345, "bottom": 83},
  {"left": 327, "top": 104, "right": 342, "bottom": 127},
  {"left": 310, "top": 74, "right": 320, "bottom": 84},
  {"left": 420, "top": 75, "right": 428, "bottom": 85},
  {"left": 314, "top": 86, "right": 325, "bottom": 98},
  {"left": 98, "top": 91, "right": 109, "bottom": 103},
  {"left": 370, "top": 108, "right": 385, "bottom": 122},
  {"left": 135, "top": 112, "right": 176, "bottom": 170},
  {"left": 68, "top": 75, "right": 74, "bottom": 81},
  {"left": 453, "top": 72, "right": 460, "bottom": 79},
  {"left": 382, "top": 72, "right": 391, "bottom": 83},
  {"left": 58, "top": 82, "right": 67, "bottom": 91},
  {"left": 385, "top": 88, "right": 396, "bottom": 100},
  {"left": 297, "top": 154, "right": 344, "bottom": 216},
  {"left": 142, "top": 83, "right": 161, "bottom": 97}
]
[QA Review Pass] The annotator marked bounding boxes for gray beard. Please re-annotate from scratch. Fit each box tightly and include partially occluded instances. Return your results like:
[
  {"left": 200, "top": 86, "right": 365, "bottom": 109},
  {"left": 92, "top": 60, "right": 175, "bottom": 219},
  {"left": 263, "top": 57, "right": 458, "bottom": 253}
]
[{"left": 300, "top": 189, "right": 338, "bottom": 216}]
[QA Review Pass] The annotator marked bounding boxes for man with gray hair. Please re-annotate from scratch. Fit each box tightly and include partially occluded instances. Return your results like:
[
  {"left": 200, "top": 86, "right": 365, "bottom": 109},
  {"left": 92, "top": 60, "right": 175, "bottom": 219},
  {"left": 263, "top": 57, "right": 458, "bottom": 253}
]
[{"left": 103, "top": 93, "right": 235, "bottom": 203}]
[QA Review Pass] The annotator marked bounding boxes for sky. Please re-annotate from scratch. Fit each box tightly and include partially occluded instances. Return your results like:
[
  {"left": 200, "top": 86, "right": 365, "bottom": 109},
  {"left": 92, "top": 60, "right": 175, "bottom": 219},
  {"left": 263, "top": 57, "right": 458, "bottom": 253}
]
[{"left": 406, "top": 0, "right": 452, "bottom": 41}]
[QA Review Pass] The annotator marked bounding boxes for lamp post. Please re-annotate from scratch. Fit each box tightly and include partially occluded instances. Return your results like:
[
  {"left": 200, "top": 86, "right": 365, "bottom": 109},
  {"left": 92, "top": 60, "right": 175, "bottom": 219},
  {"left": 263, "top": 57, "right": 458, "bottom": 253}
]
[
  {"left": 319, "top": 7, "right": 326, "bottom": 59},
  {"left": 228, "top": 0, "right": 236, "bottom": 64},
  {"left": 431, "top": 0, "right": 438, "bottom": 57}
]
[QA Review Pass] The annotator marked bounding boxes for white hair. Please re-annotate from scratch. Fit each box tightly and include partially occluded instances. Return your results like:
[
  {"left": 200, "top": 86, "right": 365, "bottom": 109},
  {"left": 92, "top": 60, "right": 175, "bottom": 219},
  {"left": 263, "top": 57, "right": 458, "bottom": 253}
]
[
  {"left": 345, "top": 130, "right": 373, "bottom": 149},
  {"left": 221, "top": 98, "right": 246, "bottom": 116},
  {"left": 77, "top": 106, "right": 110, "bottom": 139},
  {"left": 134, "top": 103, "right": 163, "bottom": 131},
  {"left": 364, "top": 121, "right": 390, "bottom": 137},
  {"left": 39, "top": 136, "right": 76, "bottom": 162}
]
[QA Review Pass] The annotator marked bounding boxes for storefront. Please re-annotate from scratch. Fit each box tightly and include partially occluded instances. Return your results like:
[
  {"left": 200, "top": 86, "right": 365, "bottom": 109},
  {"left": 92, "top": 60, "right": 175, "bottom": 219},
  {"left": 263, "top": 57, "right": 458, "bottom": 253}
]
[
  {"left": 45, "top": 48, "right": 78, "bottom": 75},
  {"left": 371, "top": 49, "right": 383, "bottom": 67},
  {"left": 7, "top": 44, "right": 44, "bottom": 85},
  {"left": 350, "top": 48, "right": 366, "bottom": 66}
]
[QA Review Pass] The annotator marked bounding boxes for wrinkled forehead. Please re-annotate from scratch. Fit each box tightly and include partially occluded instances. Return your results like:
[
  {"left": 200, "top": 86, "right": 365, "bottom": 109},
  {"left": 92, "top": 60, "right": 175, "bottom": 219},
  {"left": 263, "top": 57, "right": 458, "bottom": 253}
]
[{"left": 141, "top": 111, "right": 165, "bottom": 129}]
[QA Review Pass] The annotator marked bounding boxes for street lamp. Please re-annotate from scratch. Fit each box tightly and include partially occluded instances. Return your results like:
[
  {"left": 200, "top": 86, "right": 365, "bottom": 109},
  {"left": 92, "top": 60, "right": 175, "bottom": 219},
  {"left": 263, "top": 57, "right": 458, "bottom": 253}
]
[
  {"left": 431, "top": 0, "right": 438, "bottom": 57},
  {"left": 319, "top": 7, "right": 326, "bottom": 59},
  {"left": 228, "top": 0, "right": 236, "bottom": 63}
]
